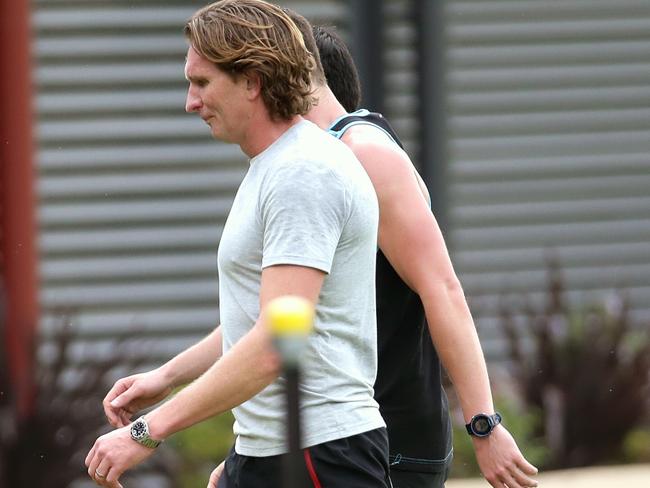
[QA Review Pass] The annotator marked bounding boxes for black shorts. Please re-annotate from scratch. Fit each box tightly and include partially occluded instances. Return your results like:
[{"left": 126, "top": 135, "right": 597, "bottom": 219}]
[
  {"left": 389, "top": 451, "right": 452, "bottom": 488},
  {"left": 389, "top": 467, "right": 450, "bottom": 488},
  {"left": 217, "top": 427, "right": 391, "bottom": 488}
]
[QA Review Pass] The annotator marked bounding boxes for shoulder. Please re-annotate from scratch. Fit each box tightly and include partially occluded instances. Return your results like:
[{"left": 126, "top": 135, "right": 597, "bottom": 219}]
[
  {"left": 340, "top": 126, "right": 414, "bottom": 186},
  {"left": 340, "top": 125, "right": 431, "bottom": 206}
]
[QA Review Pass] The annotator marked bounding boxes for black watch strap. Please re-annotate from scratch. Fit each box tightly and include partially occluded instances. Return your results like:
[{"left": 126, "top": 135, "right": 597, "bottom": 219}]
[{"left": 465, "top": 412, "right": 502, "bottom": 437}]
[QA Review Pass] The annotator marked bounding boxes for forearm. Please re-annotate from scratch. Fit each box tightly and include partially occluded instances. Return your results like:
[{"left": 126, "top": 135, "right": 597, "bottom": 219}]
[
  {"left": 158, "top": 325, "right": 224, "bottom": 389},
  {"left": 145, "top": 321, "right": 280, "bottom": 440},
  {"left": 422, "top": 281, "right": 495, "bottom": 421},
  {"left": 147, "top": 265, "right": 325, "bottom": 439}
]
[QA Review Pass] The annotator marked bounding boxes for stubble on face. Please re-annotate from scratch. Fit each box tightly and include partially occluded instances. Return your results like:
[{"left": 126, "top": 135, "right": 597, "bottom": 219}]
[{"left": 184, "top": 47, "right": 249, "bottom": 144}]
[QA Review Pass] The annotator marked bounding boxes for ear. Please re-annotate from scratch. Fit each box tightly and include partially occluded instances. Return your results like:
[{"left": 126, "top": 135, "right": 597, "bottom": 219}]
[{"left": 244, "top": 72, "right": 262, "bottom": 101}]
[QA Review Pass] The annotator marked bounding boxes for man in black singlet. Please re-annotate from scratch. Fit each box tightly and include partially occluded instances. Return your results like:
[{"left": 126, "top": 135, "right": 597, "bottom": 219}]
[{"left": 292, "top": 16, "right": 539, "bottom": 488}]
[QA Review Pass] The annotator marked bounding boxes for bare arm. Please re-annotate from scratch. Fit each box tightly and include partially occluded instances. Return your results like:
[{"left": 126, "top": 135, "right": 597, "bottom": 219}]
[
  {"left": 349, "top": 138, "right": 494, "bottom": 419},
  {"left": 147, "top": 264, "right": 324, "bottom": 437},
  {"left": 348, "top": 136, "right": 537, "bottom": 487},
  {"left": 104, "top": 326, "right": 224, "bottom": 427},
  {"left": 159, "top": 325, "right": 224, "bottom": 388},
  {"left": 85, "top": 264, "right": 326, "bottom": 486}
]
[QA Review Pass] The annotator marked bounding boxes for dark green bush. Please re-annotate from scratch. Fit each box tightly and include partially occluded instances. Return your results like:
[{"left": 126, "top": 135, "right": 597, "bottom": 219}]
[
  {"left": 0, "top": 311, "right": 178, "bottom": 487},
  {"left": 167, "top": 411, "right": 235, "bottom": 488},
  {"left": 499, "top": 262, "right": 650, "bottom": 469}
]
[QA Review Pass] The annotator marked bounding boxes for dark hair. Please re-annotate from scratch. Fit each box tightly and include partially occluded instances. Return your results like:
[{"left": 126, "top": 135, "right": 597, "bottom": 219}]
[
  {"left": 184, "top": 0, "right": 316, "bottom": 120},
  {"left": 282, "top": 8, "right": 326, "bottom": 86},
  {"left": 312, "top": 25, "right": 362, "bottom": 112}
]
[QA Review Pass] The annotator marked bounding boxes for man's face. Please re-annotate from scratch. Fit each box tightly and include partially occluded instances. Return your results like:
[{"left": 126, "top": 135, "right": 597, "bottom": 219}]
[{"left": 184, "top": 47, "right": 250, "bottom": 143}]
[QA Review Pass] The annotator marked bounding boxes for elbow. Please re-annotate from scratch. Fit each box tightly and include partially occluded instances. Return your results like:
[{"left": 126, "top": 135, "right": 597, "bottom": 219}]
[
  {"left": 444, "top": 276, "right": 471, "bottom": 308},
  {"left": 444, "top": 276, "right": 466, "bottom": 297},
  {"left": 257, "top": 347, "right": 283, "bottom": 380},
  {"left": 420, "top": 275, "right": 469, "bottom": 308}
]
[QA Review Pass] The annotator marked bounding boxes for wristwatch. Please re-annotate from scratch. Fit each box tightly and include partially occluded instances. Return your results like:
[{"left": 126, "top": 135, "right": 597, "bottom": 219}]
[
  {"left": 130, "top": 416, "right": 163, "bottom": 448},
  {"left": 465, "top": 412, "right": 502, "bottom": 437}
]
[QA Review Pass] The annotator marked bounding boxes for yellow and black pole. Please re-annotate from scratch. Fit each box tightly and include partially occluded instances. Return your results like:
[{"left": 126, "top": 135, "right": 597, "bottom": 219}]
[{"left": 266, "top": 296, "right": 314, "bottom": 488}]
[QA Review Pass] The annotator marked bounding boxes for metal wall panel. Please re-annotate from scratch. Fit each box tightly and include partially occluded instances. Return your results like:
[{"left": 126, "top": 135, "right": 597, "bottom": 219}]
[
  {"left": 35, "top": 0, "right": 650, "bottom": 371},
  {"left": 444, "top": 0, "right": 650, "bottom": 357},
  {"left": 383, "top": 0, "right": 420, "bottom": 158},
  {"left": 33, "top": 0, "right": 345, "bottom": 367}
]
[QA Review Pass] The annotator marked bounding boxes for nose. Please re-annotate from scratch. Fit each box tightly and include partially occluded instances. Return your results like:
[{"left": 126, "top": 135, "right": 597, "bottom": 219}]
[{"left": 185, "top": 84, "right": 202, "bottom": 113}]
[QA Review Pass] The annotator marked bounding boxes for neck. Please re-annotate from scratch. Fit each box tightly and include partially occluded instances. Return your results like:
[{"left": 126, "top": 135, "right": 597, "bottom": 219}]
[
  {"left": 306, "top": 85, "right": 348, "bottom": 130},
  {"left": 239, "top": 107, "right": 304, "bottom": 158}
]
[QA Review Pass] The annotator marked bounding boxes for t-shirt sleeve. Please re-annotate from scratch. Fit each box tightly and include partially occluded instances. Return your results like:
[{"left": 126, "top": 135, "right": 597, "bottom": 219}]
[{"left": 259, "top": 162, "right": 350, "bottom": 273}]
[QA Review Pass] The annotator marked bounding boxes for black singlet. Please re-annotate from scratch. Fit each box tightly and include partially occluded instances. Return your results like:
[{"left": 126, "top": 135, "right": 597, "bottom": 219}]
[{"left": 328, "top": 109, "right": 453, "bottom": 473}]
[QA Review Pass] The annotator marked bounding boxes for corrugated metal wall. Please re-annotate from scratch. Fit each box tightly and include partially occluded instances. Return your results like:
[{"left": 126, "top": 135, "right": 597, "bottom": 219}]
[
  {"left": 384, "top": 0, "right": 419, "bottom": 161},
  {"left": 444, "top": 0, "right": 650, "bottom": 356},
  {"left": 34, "top": 0, "right": 345, "bottom": 367},
  {"left": 33, "top": 0, "right": 650, "bottom": 366}
]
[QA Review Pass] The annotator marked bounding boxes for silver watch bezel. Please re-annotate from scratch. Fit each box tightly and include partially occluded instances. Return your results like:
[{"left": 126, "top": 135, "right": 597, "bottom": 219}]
[{"left": 130, "top": 416, "right": 162, "bottom": 448}]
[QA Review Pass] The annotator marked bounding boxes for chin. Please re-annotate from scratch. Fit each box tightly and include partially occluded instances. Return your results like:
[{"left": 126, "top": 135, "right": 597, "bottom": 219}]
[
  {"left": 209, "top": 126, "right": 223, "bottom": 140},
  {"left": 213, "top": 127, "right": 237, "bottom": 143}
]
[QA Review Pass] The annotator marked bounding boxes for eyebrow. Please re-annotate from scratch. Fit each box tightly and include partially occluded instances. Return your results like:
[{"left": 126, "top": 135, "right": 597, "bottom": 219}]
[{"left": 185, "top": 73, "right": 208, "bottom": 83}]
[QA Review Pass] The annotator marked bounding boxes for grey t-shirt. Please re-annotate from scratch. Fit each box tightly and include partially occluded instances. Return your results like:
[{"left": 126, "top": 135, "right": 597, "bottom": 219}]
[{"left": 217, "top": 120, "right": 383, "bottom": 456}]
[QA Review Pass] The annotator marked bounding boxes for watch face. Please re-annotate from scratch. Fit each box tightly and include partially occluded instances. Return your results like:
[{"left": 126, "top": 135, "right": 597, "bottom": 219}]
[
  {"left": 472, "top": 416, "right": 491, "bottom": 435},
  {"left": 131, "top": 420, "right": 148, "bottom": 440}
]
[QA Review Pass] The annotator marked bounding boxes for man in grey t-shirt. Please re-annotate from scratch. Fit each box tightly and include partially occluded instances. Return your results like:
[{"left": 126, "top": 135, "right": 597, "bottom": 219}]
[
  {"left": 87, "top": 2, "right": 389, "bottom": 488},
  {"left": 218, "top": 120, "right": 382, "bottom": 457}
]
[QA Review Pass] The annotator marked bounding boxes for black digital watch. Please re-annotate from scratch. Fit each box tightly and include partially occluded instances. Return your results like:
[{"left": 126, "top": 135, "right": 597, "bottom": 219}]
[{"left": 465, "top": 412, "right": 502, "bottom": 437}]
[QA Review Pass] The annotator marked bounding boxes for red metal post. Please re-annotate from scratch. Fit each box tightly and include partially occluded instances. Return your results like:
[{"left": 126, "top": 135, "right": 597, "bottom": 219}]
[{"left": 0, "top": 0, "right": 39, "bottom": 418}]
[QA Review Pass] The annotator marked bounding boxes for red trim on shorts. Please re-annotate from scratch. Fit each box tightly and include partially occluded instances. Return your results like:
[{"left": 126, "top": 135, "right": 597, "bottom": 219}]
[{"left": 304, "top": 449, "right": 322, "bottom": 488}]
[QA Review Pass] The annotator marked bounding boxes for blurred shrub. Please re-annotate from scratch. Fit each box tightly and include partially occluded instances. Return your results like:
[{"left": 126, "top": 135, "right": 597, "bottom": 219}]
[
  {"left": 167, "top": 411, "right": 235, "bottom": 488},
  {"left": 0, "top": 301, "right": 237, "bottom": 488},
  {"left": 499, "top": 262, "right": 650, "bottom": 469},
  {"left": 622, "top": 428, "right": 650, "bottom": 463},
  {"left": 0, "top": 312, "right": 178, "bottom": 487}
]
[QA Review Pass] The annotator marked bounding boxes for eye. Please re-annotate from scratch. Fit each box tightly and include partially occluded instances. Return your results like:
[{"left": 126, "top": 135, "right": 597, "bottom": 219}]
[{"left": 187, "top": 77, "right": 208, "bottom": 89}]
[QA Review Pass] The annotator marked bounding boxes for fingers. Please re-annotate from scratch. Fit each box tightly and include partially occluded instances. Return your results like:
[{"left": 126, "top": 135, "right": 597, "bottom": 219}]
[
  {"left": 474, "top": 427, "right": 539, "bottom": 488},
  {"left": 504, "top": 470, "right": 534, "bottom": 488},
  {"left": 207, "top": 469, "right": 217, "bottom": 488},
  {"left": 482, "top": 472, "right": 508, "bottom": 488},
  {"left": 104, "top": 377, "right": 144, "bottom": 428},
  {"left": 512, "top": 453, "right": 538, "bottom": 486},
  {"left": 104, "top": 466, "right": 125, "bottom": 488},
  {"left": 207, "top": 462, "right": 225, "bottom": 488},
  {"left": 117, "top": 406, "right": 136, "bottom": 428},
  {"left": 85, "top": 444, "right": 96, "bottom": 470},
  {"left": 94, "top": 468, "right": 123, "bottom": 488},
  {"left": 92, "top": 460, "right": 112, "bottom": 486},
  {"left": 511, "top": 467, "right": 538, "bottom": 487},
  {"left": 517, "top": 457, "right": 538, "bottom": 476},
  {"left": 118, "top": 413, "right": 130, "bottom": 428},
  {"left": 109, "top": 389, "right": 134, "bottom": 410},
  {"left": 207, "top": 471, "right": 217, "bottom": 488},
  {"left": 103, "top": 379, "right": 133, "bottom": 427},
  {"left": 86, "top": 448, "right": 120, "bottom": 487},
  {"left": 484, "top": 472, "right": 514, "bottom": 488},
  {"left": 485, "top": 465, "right": 538, "bottom": 488},
  {"left": 85, "top": 442, "right": 125, "bottom": 488},
  {"left": 86, "top": 446, "right": 100, "bottom": 483}
]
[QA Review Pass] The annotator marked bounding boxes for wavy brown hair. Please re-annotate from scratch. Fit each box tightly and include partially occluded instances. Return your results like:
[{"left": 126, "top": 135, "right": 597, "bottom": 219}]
[
  {"left": 282, "top": 8, "right": 326, "bottom": 86},
  {"left": 184, "top": 0, "right": 316, "bottom": 121}
]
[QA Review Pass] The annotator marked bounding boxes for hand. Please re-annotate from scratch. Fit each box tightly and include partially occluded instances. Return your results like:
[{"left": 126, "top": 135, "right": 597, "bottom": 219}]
[
  {"left": 472, "top": 425, "right": 538, "bottom": 488},
  {"left": 207, "top": 461, "right": 225, "bottom": 488},
  {"left": 85, "top": 425, "right": 155, "bottom": 487},
  {"left": 103, "top": 370, "right": 173, "bottom": 428}
]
